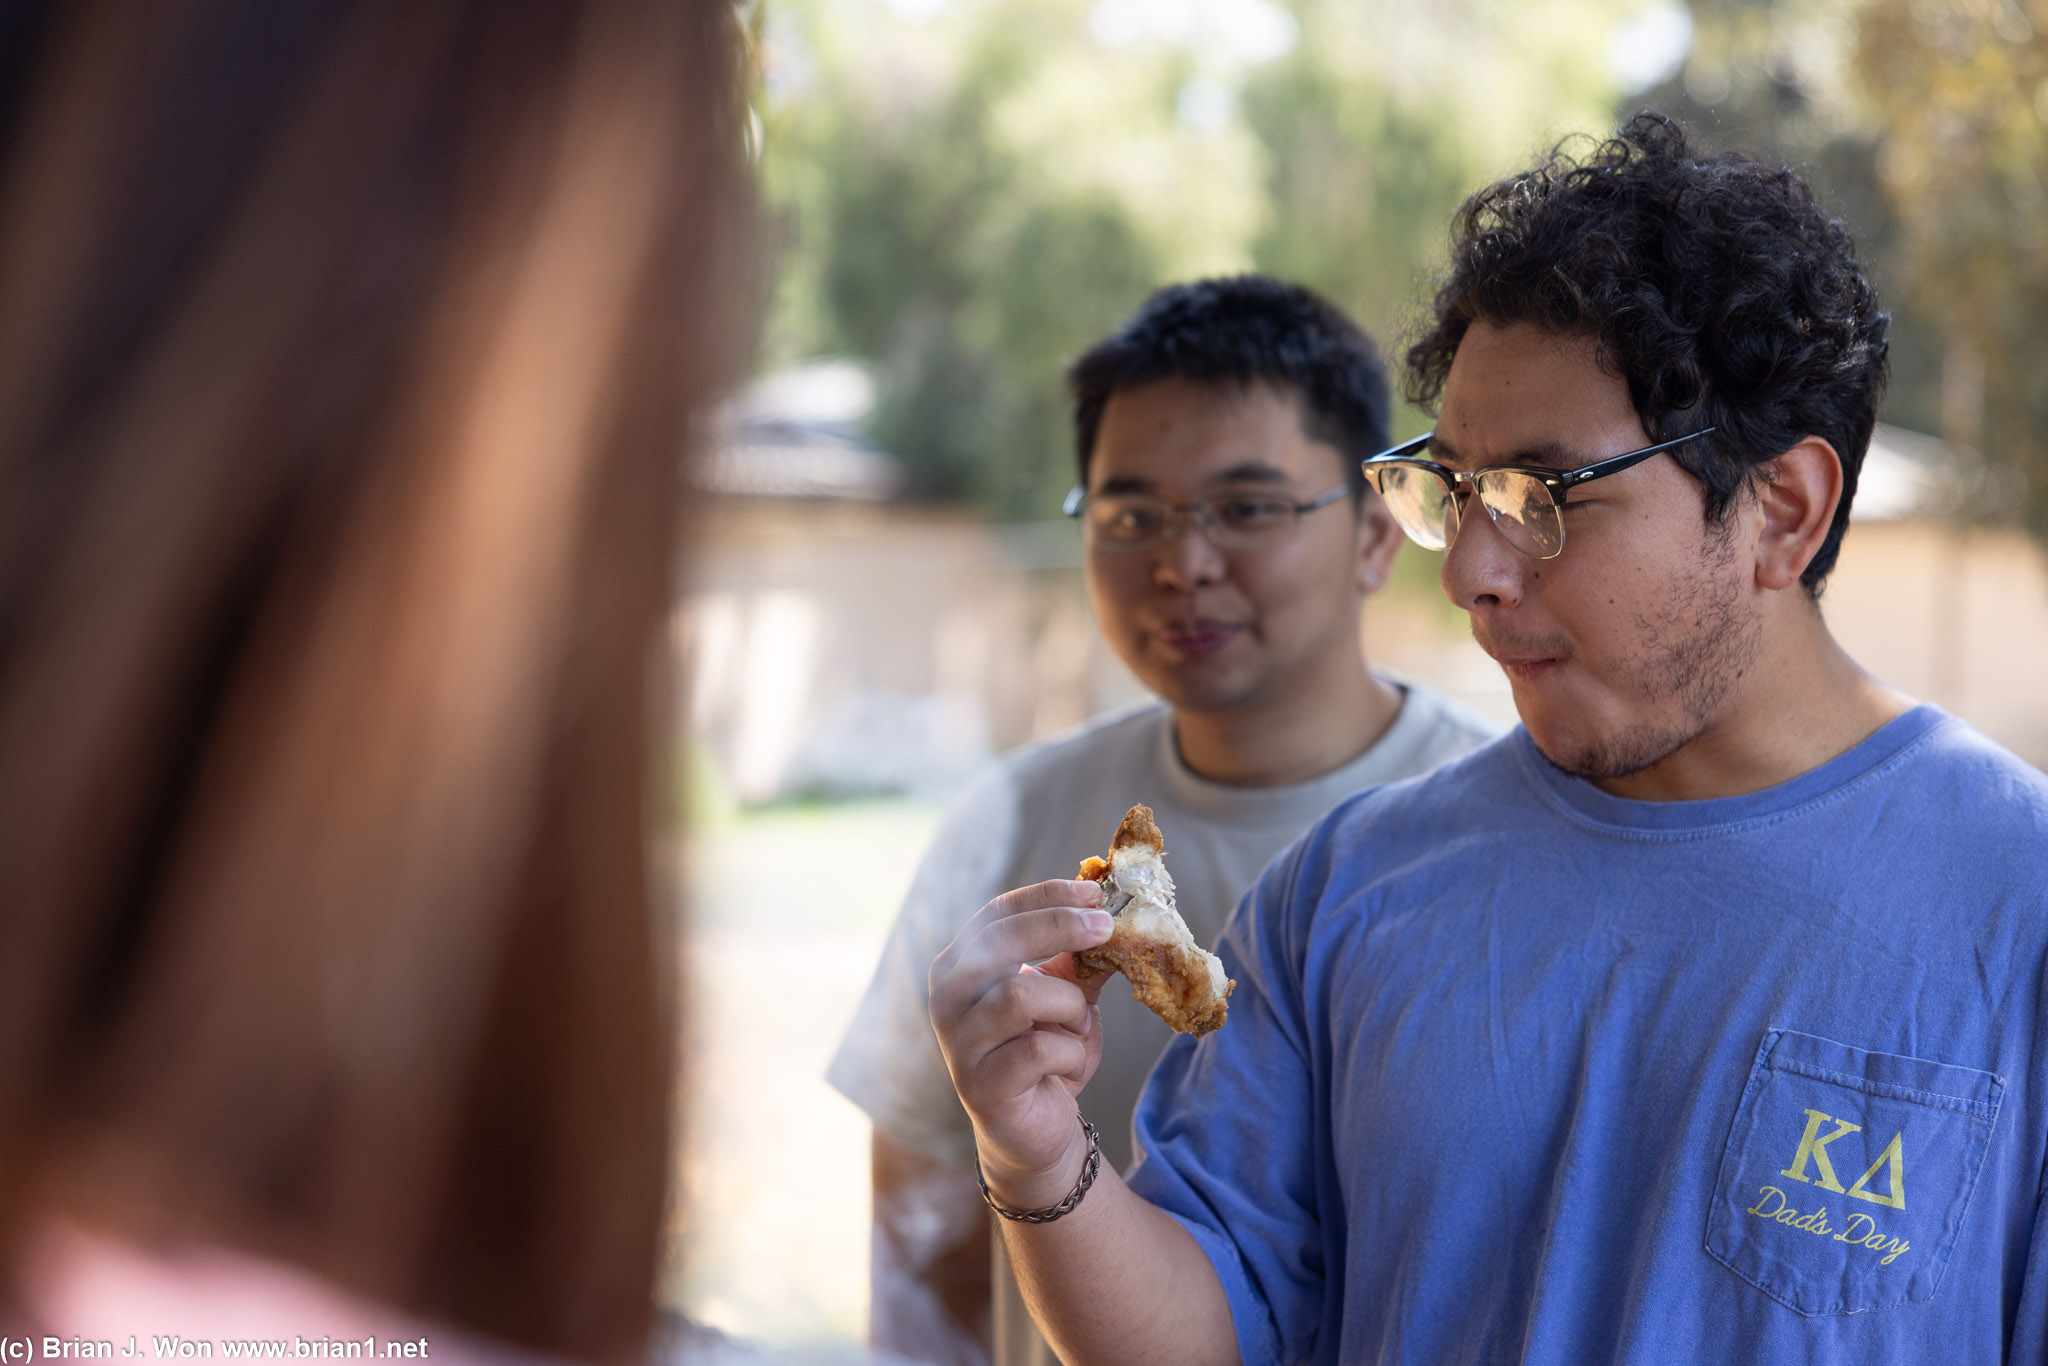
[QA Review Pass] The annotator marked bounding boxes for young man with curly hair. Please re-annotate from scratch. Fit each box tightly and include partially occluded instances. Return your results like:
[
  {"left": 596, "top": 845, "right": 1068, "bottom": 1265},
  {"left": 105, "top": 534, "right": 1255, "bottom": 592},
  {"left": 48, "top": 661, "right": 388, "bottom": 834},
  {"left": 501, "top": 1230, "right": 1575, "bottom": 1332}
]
[
  {"left": 928, "top": 115, "right": 2048, "bottom": 1364},
  {"left": 829, "top": 276, "right": 1497, "bottom": 1366}
]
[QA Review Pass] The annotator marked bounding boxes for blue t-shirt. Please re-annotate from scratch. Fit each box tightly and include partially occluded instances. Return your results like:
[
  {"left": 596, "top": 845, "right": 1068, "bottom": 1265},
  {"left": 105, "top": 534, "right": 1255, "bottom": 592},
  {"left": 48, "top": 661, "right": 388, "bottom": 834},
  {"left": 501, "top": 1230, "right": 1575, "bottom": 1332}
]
[{"left": 1128, "top": 706, "right": 2048, "bottom": 1365}]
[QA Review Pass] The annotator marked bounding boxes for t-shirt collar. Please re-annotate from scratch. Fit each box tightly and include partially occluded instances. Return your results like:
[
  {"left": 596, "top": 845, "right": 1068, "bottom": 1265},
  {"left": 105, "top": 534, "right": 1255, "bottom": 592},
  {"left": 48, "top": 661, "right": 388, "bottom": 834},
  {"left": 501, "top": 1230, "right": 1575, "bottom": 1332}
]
[
  {"left": 1510, "top": 703, "right": 1953, "bottom": 837},
  {"left": 1155, "top": 679, "right": 1432, "bottom": 825}
]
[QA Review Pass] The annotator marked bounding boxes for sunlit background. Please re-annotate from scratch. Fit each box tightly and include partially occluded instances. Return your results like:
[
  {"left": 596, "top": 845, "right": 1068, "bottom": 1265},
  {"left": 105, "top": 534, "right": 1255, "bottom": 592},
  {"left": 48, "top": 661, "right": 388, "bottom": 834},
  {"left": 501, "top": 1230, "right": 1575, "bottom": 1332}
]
[{"left": 668, "top": 0, "right": 2048, "bottom": 1355}]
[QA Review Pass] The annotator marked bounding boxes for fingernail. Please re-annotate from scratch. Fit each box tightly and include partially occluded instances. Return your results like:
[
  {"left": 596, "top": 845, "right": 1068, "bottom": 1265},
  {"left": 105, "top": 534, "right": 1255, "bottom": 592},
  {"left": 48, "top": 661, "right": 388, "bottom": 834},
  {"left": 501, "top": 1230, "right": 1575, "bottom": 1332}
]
[
  {"left": 1073, "top": 880, "right": 1102, "bottom": 904},
  {"left": 1083, "top": 910, "right": 1113, "bottom": 937}
]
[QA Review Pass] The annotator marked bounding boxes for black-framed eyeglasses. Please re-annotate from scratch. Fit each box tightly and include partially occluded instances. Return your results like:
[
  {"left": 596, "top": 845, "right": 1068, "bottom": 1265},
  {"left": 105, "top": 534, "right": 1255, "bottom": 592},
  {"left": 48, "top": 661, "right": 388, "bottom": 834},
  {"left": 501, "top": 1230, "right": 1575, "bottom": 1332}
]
[
  {"left": 1061, "top": 483, "right": 1351, "bottom": 550},
  {"left": 1360, "top": 427, "right": 1717, "bottom": 560}
]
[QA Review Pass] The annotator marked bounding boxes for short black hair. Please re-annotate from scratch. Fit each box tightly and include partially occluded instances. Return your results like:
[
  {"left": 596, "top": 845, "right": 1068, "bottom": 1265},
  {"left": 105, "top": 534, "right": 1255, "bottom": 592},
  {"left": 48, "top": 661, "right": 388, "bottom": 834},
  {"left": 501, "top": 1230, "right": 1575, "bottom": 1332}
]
[
  {"left": 1068, "top": 275, "right": 1391, "bottom": 493},
  {"left": 1406, "top": 112, "right": 1889, "bottom": 592}
]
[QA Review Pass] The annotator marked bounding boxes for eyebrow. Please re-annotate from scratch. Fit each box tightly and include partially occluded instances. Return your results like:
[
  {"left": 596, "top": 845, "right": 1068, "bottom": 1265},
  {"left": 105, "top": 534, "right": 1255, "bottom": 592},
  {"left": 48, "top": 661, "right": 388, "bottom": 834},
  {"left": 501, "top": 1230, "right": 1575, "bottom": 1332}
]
[
  {"left": 1093, "top": 461, "right": 1295, "bottom": 496},
  {"left": 1427, "top": 433, "right": 1579, "bottom": 471},
  {"left": 1202, "top": 461, "right": 1292, "bottom": 487}
]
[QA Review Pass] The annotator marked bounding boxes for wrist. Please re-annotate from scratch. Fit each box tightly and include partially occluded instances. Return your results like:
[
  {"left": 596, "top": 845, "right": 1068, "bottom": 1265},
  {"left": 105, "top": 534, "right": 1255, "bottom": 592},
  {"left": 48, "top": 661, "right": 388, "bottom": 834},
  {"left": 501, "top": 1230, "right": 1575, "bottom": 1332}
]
[
  {"left": 973, "top": 1115, "right": 1088, "bottom": 1204},
  {"left": 976, "top": 1115, "right": 1101, "bottom": 1224}
]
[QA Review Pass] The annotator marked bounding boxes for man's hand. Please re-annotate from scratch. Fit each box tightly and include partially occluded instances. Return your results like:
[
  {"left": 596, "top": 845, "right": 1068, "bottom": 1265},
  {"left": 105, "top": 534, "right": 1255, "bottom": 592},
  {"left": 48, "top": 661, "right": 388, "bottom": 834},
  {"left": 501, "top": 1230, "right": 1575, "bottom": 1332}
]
[
  {"left": 929, "top": 878, "right": 1112, "bottom": 1209},
  {"left": 927, "top": 877, "right": 1237, "bottom": 1366}
]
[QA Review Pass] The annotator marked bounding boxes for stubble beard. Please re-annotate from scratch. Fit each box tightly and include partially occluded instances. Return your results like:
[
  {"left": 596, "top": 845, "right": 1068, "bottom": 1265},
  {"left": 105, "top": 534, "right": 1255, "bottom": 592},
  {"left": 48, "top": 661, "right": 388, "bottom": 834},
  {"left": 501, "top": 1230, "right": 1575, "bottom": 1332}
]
[{"left": 1538, "top": 529, "right": 1763, "bottom": 782}]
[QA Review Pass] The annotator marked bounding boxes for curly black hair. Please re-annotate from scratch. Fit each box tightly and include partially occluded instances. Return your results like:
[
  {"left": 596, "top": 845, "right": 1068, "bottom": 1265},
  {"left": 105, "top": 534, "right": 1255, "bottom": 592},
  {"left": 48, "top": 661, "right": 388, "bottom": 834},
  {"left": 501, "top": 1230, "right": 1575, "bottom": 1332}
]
[
  {"left": 1405, "top": 112, "right": 1889, "bottom": 591},
  {"left": 1069, "top": 275, "right": 1390, "bottom": 494}
]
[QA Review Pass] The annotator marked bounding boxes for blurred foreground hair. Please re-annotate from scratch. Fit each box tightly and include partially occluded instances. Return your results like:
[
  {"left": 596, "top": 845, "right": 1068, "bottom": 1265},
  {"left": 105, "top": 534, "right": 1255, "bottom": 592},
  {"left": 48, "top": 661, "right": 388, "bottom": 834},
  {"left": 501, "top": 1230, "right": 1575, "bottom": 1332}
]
[{"left": 0, "top": 0, "right": 746, "bottom": 1357}]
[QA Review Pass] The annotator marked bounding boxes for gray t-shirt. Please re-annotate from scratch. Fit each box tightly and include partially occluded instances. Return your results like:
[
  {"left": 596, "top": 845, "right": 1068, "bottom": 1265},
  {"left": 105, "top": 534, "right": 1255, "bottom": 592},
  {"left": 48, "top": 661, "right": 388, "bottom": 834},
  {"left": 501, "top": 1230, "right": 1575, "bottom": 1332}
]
[{"left": 827, "top": 683, "right": 1499, "bottom": 1365}]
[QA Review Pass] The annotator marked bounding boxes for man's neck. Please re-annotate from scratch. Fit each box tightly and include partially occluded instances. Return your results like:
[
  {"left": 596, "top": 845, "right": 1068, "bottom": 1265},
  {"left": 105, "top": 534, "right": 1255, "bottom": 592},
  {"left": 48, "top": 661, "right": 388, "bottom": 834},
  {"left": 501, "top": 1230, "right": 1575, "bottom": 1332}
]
[
  {"left": 1173, "top": 658, "right": 1403, "bottom": 788},
  {"left": 1594, "top": 604, "right": 1915, "bottom": 803}
]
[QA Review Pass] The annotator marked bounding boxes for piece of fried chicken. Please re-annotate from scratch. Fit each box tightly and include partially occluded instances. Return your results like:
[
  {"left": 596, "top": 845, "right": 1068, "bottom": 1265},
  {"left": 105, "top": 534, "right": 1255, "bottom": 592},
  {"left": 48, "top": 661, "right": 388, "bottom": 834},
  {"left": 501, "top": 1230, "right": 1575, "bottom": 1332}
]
[{"left": 1072, "top": 804, "right": 1234, "bottom": 1035}]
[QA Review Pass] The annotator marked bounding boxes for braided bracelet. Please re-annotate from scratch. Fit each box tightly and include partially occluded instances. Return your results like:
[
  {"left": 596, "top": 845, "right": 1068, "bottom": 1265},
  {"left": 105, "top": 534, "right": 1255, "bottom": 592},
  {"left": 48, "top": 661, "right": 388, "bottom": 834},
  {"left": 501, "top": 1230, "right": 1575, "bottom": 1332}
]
[{"left": 976, "top": 1115, "right": 1102, "bottom": 1224}]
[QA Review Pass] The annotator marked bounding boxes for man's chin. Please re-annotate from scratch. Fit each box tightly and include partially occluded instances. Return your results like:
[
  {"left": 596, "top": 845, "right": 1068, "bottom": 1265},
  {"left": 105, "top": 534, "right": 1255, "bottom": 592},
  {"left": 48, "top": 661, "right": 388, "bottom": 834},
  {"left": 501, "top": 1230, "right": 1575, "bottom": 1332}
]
[
  {"left": 1527, "top": 719, "right": 1694, "bottom": 783},
  {"left": 1141, "top": 662, "right": 1258, "bottom": 716}
]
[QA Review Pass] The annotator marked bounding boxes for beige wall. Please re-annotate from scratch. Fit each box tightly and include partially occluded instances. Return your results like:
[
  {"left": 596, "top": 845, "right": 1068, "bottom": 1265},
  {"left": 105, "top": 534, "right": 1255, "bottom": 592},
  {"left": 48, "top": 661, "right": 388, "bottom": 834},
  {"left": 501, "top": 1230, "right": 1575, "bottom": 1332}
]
[
  {"left": 1823, "top": 520, "right": 2048, "bottom": 767},
  {"left": 679, "top": 500, "right": 1145, "bottom": 803},
  {"left": 680, "top": 499, "right": 2048, "bottom": 803}
]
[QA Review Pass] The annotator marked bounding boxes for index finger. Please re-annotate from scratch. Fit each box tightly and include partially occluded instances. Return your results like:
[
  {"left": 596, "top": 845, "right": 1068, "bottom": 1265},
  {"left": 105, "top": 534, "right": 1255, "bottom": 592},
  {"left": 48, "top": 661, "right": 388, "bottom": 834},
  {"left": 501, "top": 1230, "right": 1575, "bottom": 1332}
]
[
  {"left": 931, "top": 879, "right": 1107, "bottom": 1014},
  {"left": 966, "top": 876, "right": 1103, "bottom": 937}
]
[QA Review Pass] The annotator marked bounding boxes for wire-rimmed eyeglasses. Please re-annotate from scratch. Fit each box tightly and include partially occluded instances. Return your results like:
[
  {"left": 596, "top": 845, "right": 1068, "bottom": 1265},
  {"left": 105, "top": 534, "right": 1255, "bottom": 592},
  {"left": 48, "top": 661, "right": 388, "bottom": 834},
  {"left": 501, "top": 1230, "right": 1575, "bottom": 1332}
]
[
  {"left": 1062, "top": 483, "right": 1350, "bottom": 550},
  {"left": 1360, "top": 427, "right": 1717, "bottom": 560}
]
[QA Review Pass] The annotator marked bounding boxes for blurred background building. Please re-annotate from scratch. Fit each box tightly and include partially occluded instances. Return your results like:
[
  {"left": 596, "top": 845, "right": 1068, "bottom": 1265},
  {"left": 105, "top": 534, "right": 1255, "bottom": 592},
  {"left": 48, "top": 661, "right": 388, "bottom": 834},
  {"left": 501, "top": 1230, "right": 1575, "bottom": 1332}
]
[{"left": 672, "top": 0, "right": 2048, "bottom": 1354}]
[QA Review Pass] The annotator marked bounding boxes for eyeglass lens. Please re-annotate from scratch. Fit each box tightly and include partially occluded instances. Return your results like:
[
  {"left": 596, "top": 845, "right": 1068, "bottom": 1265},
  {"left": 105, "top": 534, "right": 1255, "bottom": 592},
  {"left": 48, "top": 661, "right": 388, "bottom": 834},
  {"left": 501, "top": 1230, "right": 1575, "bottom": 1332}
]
[
  {"left": 1371, "top": 466, "right": 1564, "bottom": 559},
  {"left": 1372, "top": 466, "right": 1455, "bottom": 551},
  {"left": 1485, "top": 471, "right": 1563, "bottom": 558},
  {"left": 1083, "top": 496, "right": 1295, "bottom": 547}
]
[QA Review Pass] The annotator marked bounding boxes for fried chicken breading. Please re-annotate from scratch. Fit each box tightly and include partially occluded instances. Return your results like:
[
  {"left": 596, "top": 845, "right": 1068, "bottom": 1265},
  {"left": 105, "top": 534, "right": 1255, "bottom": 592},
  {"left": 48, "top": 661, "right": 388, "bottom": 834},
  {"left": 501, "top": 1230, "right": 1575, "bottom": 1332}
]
[{"left": 1072, "top": 804, "right": 1234, "bottom": 1035}]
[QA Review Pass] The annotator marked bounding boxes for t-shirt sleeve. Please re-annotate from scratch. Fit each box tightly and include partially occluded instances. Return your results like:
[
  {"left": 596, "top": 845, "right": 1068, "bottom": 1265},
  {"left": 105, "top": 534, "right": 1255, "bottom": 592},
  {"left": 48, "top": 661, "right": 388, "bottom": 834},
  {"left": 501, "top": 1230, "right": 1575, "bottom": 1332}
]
[
  {"left": 1126, "top": 835, "right": 1326, "bottom": 1366},
  {"left": 825, "top": 771, "right": 1020, "bottom": 1169}
]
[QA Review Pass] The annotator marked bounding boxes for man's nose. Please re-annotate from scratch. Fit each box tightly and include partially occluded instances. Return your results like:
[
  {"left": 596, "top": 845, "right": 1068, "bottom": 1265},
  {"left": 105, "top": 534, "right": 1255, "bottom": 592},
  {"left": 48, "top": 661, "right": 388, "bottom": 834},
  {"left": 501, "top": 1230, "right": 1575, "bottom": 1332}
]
[
  {"left": 1439, "top": 498, "right": 1524, "bottom": 613},
  {"left": 1152, "top": 509, "right": 1227, "bottom": 589}
]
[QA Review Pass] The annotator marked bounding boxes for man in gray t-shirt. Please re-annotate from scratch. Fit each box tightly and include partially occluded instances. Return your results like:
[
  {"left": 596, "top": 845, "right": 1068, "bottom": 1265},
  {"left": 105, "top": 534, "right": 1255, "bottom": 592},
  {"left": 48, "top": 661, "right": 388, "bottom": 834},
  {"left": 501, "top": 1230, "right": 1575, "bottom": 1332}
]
[{"left": 826, "top": 276, "right": 1499, "bottom": 1366}]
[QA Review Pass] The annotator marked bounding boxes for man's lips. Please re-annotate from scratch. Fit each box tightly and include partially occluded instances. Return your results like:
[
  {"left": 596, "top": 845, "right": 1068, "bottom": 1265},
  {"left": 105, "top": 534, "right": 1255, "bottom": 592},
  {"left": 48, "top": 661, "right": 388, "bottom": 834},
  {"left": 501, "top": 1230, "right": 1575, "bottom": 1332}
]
[
  {"left": 1475, "top": 629, "right": 1572, "bottom": 682},
  {"left": 1493, "top": 654, "right": 1563, "bottom": 682},
  {"left": 1155, "top": 620, "right": 1246, "bottom": 657}
]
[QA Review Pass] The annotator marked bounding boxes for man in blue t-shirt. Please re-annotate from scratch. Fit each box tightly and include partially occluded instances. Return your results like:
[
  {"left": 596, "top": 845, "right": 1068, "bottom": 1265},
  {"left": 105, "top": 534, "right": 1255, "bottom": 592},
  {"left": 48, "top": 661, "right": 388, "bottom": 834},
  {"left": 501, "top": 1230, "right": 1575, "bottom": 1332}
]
[{"left": 923, "top": 112, "right": 2048, "bottom": 1364}]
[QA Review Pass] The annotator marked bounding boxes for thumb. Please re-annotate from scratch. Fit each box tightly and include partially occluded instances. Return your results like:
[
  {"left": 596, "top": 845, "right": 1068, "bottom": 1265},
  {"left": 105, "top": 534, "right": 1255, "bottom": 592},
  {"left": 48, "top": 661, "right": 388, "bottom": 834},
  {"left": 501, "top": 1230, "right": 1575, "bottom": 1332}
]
[{"left": 1035, "top": 950, "right": 1112, "bottom": 1007}]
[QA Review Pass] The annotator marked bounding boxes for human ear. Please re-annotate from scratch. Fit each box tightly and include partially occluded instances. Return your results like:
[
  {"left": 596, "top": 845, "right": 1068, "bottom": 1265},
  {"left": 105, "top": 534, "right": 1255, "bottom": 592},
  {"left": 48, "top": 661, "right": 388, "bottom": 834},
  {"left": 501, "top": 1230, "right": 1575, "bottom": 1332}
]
[
  {"left": 1753, "top": 437, "right": 1843, "bottom": 591},
  {"left": 1354, "top": 488, "right": 1402, "bottom": 594}
]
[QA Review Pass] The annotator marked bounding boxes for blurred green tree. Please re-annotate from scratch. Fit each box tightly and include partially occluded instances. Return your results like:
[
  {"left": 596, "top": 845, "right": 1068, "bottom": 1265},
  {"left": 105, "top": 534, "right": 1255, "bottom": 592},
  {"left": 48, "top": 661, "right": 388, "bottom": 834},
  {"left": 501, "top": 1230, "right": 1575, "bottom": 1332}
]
[
  {"left": 1250, "top": 0, "right": 1651, "bottom": 380},
  {"left": 1242, "top": 67, "right": 1476, "bottom": 390},
  {"left": 1630, "top": 0, "right": 1946, "bottom": 449},
  {"left": 756, "top": 0, "right": 1680, "bottom": 514},
  {"left": 1854, "top": 0, "right": 2048, "bottom": 538},
  {"left": 757, "top": 0, "right": 1206, "bottom": 513},
  {"left": 1636, "top": 0, "right": 2048, "bottom": 545}
]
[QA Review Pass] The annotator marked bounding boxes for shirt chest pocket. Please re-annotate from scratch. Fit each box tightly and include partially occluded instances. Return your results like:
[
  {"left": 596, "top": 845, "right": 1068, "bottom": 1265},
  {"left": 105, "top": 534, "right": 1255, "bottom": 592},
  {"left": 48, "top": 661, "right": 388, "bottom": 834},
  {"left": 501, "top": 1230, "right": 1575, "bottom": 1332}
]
[{"left": 1703, "top": 1028, "right": 2004, "bottom": 1316}]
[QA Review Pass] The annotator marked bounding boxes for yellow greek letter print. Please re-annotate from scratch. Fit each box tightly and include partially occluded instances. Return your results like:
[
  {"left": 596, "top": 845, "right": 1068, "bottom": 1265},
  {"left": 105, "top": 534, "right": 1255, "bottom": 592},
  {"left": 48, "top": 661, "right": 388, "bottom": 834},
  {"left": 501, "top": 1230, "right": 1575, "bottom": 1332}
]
[
  {"left": 1844, "top": 1130, "right": 1906, "bottom": 1209},
  {"left": 1780, "top": 1109, "right": 1862, "bottom": 1193}
]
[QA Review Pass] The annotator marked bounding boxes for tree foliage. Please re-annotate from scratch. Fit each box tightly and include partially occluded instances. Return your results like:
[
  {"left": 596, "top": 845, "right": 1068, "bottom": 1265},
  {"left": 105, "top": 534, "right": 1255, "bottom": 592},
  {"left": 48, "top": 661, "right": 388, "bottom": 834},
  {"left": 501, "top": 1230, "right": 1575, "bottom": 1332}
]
[
  {"left": 755, "top": 0, "right": 1639, "bottom": 514},
  {"left": 756, "top": 0, "right": 2048, "bottom": 544},
  {"left": 1854, "top": 0, "right": 2048, "bottom": 536},
  {"left": 1639, "top": 0, "right": 2048, "bottom": 543},
  {"left": 758, "top": 0, "right": 1231, "bottom": 513}
]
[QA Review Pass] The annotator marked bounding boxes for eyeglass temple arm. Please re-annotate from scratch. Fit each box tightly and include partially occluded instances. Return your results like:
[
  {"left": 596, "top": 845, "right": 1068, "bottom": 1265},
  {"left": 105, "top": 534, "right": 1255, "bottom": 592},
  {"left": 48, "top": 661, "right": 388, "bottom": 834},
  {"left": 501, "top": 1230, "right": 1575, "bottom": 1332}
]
[
  {"left": 1360, "top": 432, "right": 1437, "bottom": 471},
  {"left": 1297, "top": 484, "right": 1355, "bottom": 512},
  {"left": 1555, "top": 427, "right": 1718, "bottom": 489}
]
